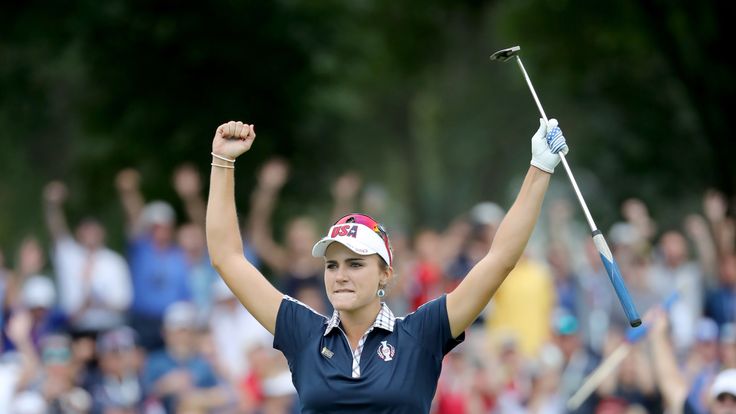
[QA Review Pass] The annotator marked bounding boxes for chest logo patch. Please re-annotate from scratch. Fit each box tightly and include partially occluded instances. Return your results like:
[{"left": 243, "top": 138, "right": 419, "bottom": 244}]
[{"left": 376, "top": 340, "right": 395, "bottom": 362}]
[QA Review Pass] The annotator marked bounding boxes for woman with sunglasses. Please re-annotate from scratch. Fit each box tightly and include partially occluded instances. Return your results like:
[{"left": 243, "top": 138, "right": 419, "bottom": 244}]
[{"left": 206, "top": 119, "right": 568, "bottom": 413}]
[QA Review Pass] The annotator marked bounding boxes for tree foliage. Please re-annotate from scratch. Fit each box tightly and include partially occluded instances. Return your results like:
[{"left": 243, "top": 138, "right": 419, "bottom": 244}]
[{"left": 1, "top": 0, "right": 732, "bottom": 251}]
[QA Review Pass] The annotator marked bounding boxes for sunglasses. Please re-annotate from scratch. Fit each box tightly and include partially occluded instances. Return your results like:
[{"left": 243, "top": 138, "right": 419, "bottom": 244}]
[{"left": 334, "top": 214, "right": 392, "bottom": 265}]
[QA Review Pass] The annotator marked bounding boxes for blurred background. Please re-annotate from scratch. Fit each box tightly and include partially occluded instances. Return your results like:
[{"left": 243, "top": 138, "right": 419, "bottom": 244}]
[
  {"left": 1, "top": 1, "right": 735, "bottom": 413},
  {"left": 2, "top": 0, "right": 734, "bottom": 243}
]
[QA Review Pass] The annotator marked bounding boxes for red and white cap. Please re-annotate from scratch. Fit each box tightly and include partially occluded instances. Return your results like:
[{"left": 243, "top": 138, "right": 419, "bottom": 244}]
[{"left": 312, "top": 213, "right": 392, "bottom": 267}]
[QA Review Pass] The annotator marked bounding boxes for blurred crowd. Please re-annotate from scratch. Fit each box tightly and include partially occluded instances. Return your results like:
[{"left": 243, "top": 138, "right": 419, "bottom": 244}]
[{"left": 0, "top": 157, "right": 735, "bottom": 414}]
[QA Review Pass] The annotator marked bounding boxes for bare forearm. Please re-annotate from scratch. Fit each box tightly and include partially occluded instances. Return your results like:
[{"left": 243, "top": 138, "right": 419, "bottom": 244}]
[
  {"left": 248, "top": 186, "right": 287, "bottom": 271},
  {"left": 118, "top": 189, "right": 145, "bottom": 235},
  {"left": 248, "top": 186, "right": 278, "bottom": 239},
  {"left": 489, "top": 167, "right": 550, "bottom": 267},
  {"left": 43, "top": 203, "right": 69, "bottom": 240},
  {"left": 649, "top": 335, "right": 688, "bottom": 412},
  {"left": 13, "top": 340, "right": 40, "bottom": 391},
  {"left": 447, "top": 167, "right": 550, "bottom": 336},
  {"left": 207, "top": 162, "right": 244, "bottom": 262},
  {"left": 182, "top": 195, "right": 207, "bottom": 228}
]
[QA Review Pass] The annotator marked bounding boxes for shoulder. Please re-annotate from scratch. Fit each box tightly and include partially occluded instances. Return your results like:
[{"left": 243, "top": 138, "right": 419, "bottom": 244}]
[
  {"left": 279, "top": 296, "right": 328, "bottom": 324},
  {"left": 274, "top": 295, "right": 328, "bottom": 353}
]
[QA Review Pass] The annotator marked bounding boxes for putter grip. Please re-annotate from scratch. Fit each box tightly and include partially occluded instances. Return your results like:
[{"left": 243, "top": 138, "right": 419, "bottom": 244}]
[{"left": 592, "top": 230, "right": 642, "bottom": 327}]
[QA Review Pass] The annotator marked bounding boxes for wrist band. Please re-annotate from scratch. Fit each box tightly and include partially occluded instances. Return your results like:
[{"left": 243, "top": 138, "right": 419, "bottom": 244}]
[
  {"left": 211, "top": 152, "right": 236, "bottom": 163},
  {"left": 211, "top": 162, "right": 235, "bottom": 169}
]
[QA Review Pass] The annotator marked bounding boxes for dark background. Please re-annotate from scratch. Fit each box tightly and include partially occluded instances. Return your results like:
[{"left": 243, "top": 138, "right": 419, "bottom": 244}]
[{"left": 1, "top": 0, "right": 734, "bottom": 251}]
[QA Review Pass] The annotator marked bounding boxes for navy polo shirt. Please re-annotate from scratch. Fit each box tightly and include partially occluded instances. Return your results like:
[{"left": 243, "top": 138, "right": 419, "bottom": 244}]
[{"left": 274, "top": 294, "right": 464, "bottom": 413}]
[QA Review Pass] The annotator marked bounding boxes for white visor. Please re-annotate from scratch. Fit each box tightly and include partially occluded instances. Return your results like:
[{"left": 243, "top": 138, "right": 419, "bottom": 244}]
[{"left": 312, "top": 222, "right": 391, "bottom": 266}]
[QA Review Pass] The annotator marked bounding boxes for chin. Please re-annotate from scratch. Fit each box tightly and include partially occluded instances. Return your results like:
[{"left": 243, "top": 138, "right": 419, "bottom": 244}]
[
  {"left": 330, "top": 300, "right": 355, "bottom": 312},
  {"left": 330, "top": 295, "right": 360, "bottom": 312}
]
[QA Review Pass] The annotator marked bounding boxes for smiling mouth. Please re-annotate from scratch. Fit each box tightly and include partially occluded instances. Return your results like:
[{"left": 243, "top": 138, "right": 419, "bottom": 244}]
[{"left": 334, "top": 289, "right": 355, "bottom": 294}]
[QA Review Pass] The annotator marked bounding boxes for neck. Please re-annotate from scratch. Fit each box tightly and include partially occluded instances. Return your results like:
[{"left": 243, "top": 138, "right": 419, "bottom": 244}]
[{"left": 339, "top": 300, "right": 382, "bottom": 345}]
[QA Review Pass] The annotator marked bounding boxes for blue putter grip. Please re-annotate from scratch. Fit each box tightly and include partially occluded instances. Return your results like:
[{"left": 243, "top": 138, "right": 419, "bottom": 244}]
[{"left": 592, "top": 230, "right": 642, "bottom": 327}]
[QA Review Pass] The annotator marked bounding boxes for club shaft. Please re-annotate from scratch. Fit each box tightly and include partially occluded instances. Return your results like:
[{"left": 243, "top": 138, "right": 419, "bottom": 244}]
[
  {"left": 567, "top": 343, "right": 631, "bottom": 410},
  {"left": 507, "top": 50, "right": 641, "bottom": 327},
  {"left": 515, "top": 56, "right": 598, "bottom": 232},
  {"left": 516, "top": 57, "right": 548, "bottom": 123},
  {"left": 559, "top": 154, "right": 597, "bottom": 231}
]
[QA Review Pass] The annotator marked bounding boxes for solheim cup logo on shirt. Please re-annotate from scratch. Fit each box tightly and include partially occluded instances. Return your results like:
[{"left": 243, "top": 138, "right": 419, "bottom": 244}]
[{"left": 377, "top": 340, "right": 395, "bottom": 362}]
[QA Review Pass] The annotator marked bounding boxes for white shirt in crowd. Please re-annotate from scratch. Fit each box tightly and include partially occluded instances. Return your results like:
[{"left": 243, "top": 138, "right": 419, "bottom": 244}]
[
  {"left": 209, "top": 296, "right": 273, "bottom": 380},
  {"left": 53, "top": 237, "right": 132, "bottom": 331}
]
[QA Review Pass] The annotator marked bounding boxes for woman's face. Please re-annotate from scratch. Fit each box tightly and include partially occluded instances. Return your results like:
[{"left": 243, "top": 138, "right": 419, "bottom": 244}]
[{"left": 324, "top": 243, "right": 388, "bottom": 312}]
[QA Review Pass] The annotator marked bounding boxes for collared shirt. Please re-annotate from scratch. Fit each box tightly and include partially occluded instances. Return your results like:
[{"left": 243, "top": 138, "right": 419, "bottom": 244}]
[
  {"left": 274, "top": 294, "right": 464, "bottom": 414},
  {"left": 323, "top": 302, "right": 396, "bottom": 378}
]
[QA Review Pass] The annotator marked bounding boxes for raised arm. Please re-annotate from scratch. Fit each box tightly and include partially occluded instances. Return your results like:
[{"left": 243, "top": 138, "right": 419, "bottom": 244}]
[
  {"left": 647, "top": 307, "right": 688, "bottom": 413},
  {"left": 5, "top": 311, "right": 41, "bottom": 392},
  {"left": 703, "top": 189, "right": 736, "bottom": 257},
  {"left": 247, "top": 158, "right": 290, "bottom": 273},
  {"left": 206, "top": 121, "right": 282, "bottom": 334},
  {"left": 42, "top": 181, "right": 71, "bottom": 241},
  {"left": 684, "top": 213, "right": 718, "bottom": 281},
  {"left": 330, "top": 171, "right": 362, "bottom": 223},
  {"left": 446, "top": 118, "right": 567, "bottom": 338},
  {"left": 173, "top": 163, "right": 207, "bottom": 228},
  {"left": 115, "top": 168, "right": 146, "bottom": 239}
]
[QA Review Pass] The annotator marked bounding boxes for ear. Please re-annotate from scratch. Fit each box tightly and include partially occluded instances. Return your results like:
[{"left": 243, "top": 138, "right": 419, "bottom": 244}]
[{"left": 380, "top": 265, "right": 394, "bottom": 287}]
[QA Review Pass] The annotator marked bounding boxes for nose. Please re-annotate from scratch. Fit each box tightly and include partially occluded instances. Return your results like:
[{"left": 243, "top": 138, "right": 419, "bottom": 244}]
[{"left": 335, "top": 266, "right": 349, "bottom": 283}]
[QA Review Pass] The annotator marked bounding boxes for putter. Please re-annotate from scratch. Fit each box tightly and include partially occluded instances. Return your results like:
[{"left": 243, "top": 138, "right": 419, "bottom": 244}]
[{"left": 490, "top": 46, "right": 641, "bottom": 327}]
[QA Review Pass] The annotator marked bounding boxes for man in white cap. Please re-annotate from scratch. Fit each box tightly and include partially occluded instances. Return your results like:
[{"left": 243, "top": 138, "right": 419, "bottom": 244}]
[
  {"left": 143, "top": 301, "right": 232, "bottom": 413},
  {"left": 709, "top": 369, "right": 736, "bottom": 414}
]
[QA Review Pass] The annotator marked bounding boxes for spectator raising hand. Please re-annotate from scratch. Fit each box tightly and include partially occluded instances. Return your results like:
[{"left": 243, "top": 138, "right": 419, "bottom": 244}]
[
  {"left": 42, "top": 180, "right": 132, "bottom": 334},
  {"left": 115, "top": 168, "right": 190, "bottom": 351}
]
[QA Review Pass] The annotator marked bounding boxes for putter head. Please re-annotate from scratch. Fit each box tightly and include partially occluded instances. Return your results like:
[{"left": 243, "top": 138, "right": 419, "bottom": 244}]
[{"left": 490, "top": 46, "right": 521, "bottom": 62}]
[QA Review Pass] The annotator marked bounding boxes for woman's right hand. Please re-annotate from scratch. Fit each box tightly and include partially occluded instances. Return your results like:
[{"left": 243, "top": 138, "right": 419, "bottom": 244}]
[{"left": 212, "top": 121, "right": 256, "bottom": 160}]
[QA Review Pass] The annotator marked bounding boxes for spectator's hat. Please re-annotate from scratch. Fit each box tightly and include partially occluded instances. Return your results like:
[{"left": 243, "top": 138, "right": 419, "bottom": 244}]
[
  {"left": 141, "top": 200, "right": 176, "bottom": 227},
  {"left": 21, "top": 275, "right": 56, "bottom": 309},
  {"left": 163, "top": 301, "right": 197, "bottom": 330},
  {"left": 97, "top": 326, "right": 138, "bottom": 354},
  {"left": 710, "top": 369, "right": 736, "bottom": 399},
  {"left": 696, "top": 317, "right": 719, "bottom": 343},
  {"left": 553, "top": 311, "right": 579, "bottom": 336},
  {"left": 470, "top": 201, "right": 505, "bottom": 227},
  {"left": 40, "top": 334, "right": 72, "bottom": 365}
]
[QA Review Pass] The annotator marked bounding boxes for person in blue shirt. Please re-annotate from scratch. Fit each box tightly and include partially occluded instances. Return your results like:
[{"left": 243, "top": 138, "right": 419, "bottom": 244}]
[
  {"left": 205, "top": 119, "right": 568, "bottom": 413},
  {"left": 116, "top": 169, "right": 192, "bottom": 351}
]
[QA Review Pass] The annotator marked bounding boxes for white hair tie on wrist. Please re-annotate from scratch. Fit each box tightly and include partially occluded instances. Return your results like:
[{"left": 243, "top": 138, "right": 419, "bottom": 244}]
[{"left": 211, "top": 152, "right": 236, "bottom": 163}]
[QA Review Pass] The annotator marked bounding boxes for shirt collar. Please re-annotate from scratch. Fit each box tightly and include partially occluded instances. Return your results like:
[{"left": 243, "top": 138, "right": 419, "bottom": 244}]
[{"left": 324, "top": 302, "right": 396, "bottom": 336}]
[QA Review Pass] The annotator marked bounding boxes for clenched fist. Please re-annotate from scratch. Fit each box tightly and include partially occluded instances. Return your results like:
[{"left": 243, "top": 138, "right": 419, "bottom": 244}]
[{"left": 212, "top": 121, "right": 256, "bottom": 161}]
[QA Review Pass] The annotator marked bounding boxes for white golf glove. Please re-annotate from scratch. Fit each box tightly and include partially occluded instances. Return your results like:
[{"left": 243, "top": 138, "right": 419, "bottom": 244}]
[{"left": 530, "top": 118, "right": 569, "bottom": 173}]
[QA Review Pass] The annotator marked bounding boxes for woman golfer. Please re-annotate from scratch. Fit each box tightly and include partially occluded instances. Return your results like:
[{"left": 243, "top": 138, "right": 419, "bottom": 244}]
[{"left": 206, "top": 119, "right": 568, "bottom": 413}]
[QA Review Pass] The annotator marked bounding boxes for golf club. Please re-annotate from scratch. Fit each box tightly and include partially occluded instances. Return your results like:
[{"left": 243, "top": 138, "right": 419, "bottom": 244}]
[{"left": 490, "top": 45, "right": 641, "bottom": 327}]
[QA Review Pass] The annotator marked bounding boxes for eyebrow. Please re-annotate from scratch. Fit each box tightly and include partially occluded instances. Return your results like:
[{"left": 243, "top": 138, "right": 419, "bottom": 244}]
[{"left": 325, "top": 257, "right": 366, "bottom": 264}]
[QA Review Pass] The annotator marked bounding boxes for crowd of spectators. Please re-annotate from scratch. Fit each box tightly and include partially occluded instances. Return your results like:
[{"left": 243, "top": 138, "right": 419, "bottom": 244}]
[{"left": 0, "top": 158, "right": 734, "bottom": 413}]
